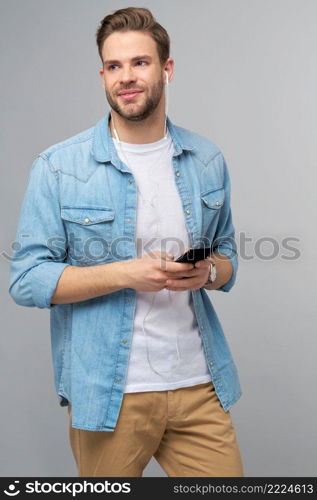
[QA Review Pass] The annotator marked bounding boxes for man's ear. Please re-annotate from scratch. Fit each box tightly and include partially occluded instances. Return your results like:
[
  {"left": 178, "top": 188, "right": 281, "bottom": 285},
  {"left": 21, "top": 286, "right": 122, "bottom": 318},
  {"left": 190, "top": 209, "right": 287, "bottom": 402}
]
[
  {"left": 99, "top": 68, "right": 106, "bottom": 90},
  {"left": 164, "top": 58, "right": 174, "bottom": 83}
]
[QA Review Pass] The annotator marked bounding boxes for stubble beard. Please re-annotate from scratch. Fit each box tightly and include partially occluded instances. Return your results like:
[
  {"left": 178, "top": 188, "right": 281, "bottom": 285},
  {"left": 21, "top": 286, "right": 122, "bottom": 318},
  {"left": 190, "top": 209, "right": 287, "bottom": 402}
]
[{"left": 105, "top": 77, "right": 164, "bottom": 122}]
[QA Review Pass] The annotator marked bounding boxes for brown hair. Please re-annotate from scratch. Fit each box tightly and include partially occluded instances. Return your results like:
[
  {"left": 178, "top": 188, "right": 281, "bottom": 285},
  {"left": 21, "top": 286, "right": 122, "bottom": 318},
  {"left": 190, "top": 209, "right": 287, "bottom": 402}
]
[{"left": 96, "top": 7, "right": 170, "bottom": 66}]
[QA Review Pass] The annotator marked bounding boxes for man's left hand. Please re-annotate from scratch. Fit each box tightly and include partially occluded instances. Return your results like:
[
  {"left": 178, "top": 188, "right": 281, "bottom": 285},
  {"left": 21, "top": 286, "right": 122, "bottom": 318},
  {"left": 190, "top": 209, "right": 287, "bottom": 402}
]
[{"left": 164, "top": 259, "right": 210, "bottom": 291}]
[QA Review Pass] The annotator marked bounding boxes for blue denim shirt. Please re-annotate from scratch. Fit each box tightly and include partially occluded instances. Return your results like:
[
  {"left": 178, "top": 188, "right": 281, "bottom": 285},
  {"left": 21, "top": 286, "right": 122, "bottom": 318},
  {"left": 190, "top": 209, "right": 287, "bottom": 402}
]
[{"left": 8, "top": 112, "right": 242, "bottom": 431}]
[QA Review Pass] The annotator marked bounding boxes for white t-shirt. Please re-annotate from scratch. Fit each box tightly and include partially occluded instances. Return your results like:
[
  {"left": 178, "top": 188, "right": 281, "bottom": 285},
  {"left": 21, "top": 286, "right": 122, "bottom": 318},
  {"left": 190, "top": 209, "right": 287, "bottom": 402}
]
[{"left": 113, "top": 131, "right": 212, "bottom": 392}]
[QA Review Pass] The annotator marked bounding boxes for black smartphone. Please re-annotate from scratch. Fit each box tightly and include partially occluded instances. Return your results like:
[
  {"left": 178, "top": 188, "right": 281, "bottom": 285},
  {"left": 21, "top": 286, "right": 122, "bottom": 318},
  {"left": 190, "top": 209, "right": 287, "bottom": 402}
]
[{"left": 174, "top": 247, "right": 212, "bottom": 264}]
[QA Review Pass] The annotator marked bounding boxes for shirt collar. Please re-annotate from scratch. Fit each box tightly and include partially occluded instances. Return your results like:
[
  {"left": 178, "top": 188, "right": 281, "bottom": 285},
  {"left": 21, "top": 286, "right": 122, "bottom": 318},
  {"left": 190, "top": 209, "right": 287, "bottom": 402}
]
[{"left": 91, "top": 111, "right": 195, "bottom": 165}]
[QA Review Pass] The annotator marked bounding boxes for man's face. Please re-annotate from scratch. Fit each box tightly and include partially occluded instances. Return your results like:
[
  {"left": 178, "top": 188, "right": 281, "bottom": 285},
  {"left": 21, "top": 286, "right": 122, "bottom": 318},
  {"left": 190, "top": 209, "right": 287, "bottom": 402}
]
[{"left": 100, "top": 30, "right": 169, "bottom": 122}]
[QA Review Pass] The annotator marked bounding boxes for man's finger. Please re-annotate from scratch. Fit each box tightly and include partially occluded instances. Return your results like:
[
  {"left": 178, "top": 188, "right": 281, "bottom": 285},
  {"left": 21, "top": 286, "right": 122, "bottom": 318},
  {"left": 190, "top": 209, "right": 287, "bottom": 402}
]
[
  {"left": 161, "top": 252, "right": 175, "bottom": 261},
  {"left": 165, "top": 268, "right": 199, "bottom": 278},
  {"left": 166, "top": 277, "right": 199, "bottom": 288},
  {"left": 195, "top": 259, "right": 210, "bottom": 268},
  {"left": 164, "top": 261, "right": 194, "bottom": 272}
]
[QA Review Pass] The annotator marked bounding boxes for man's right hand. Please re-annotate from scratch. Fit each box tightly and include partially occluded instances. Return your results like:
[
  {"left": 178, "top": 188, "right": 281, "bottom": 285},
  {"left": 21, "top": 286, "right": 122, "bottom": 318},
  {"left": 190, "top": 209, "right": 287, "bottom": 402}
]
[{"left": 120, "top": 250, "right": 195, "bottom": 292}]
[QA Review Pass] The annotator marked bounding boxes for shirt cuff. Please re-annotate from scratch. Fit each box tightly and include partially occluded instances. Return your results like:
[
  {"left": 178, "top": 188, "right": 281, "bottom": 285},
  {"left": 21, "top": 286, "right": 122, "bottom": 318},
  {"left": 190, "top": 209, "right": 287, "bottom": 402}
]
[
  {"left": 215, "top": 250, "right": 238, "bottom": 293},
  {"left": 29, "top": 262, "right": 70, "bottom": 309}
]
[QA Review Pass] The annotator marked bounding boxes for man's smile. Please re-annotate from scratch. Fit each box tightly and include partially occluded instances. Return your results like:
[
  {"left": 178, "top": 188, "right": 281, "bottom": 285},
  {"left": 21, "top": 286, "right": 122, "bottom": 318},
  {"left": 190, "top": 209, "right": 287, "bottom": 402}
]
[{"left": 118, "top": 89, "right": 144, "bottom": 101}]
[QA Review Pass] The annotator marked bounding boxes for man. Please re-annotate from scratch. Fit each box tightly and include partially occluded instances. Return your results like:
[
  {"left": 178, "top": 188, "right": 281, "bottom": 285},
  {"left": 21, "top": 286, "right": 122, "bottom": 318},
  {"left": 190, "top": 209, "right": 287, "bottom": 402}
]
[{"left": 9, "top": 7, "right": 243, "bottom": 477}]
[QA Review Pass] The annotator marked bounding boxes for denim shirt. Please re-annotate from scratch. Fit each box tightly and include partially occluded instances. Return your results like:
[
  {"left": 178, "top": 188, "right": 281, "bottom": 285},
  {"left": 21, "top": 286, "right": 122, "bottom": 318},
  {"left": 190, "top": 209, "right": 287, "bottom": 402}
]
[{"left": 8, "top": 112, "right": 242, "bottom": 431}]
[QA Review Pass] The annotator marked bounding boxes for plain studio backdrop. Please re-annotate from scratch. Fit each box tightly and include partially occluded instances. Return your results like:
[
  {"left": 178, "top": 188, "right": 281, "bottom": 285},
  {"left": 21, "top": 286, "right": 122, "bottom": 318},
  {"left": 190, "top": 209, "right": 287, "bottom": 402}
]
[{"left": 1, "top": 0, "right": 316, "bottom": 477}]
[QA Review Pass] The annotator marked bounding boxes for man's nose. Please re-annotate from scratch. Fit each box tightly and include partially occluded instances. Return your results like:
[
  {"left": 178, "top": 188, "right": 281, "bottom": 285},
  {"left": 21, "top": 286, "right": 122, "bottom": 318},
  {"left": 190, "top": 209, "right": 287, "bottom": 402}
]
[{"left": 120, "top": 66, "right": 136, "bottom": 84}]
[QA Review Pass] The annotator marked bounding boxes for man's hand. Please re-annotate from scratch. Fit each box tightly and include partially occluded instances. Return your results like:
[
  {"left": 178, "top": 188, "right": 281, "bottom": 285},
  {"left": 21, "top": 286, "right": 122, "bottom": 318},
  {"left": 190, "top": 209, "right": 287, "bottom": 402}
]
[
  {"left": 121, "top": 250, "right": 195, "bottom": 292},
  {"left": 164, "top": 253, "right": 235, "bottom": 292},
  {"left": 164, "top": 258, "right": 210, "bottom": 292}
]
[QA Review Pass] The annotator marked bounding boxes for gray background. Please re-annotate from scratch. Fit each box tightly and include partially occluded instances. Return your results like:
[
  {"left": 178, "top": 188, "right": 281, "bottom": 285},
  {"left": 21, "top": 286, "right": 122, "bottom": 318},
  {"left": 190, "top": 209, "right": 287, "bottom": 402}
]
[{"left": 1, "top": 0, "right": 316, "bottom": 477}]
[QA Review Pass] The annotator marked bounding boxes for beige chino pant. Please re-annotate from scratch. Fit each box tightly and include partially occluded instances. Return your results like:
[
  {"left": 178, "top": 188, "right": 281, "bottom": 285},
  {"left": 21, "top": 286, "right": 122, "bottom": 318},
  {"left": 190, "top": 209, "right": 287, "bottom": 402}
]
[{"left": 67, "top": 381, "right": 244, "bottom": 477}]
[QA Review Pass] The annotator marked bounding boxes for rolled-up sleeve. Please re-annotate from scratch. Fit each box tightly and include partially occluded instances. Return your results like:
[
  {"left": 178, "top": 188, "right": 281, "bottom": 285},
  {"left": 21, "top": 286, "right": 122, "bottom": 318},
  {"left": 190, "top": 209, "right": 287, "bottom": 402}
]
[
  {"left": 8, "top": 154, "right": 70, "bottom": 308},
  {"left": 212, "top": 154, "right": 239, "bottom": 293}
]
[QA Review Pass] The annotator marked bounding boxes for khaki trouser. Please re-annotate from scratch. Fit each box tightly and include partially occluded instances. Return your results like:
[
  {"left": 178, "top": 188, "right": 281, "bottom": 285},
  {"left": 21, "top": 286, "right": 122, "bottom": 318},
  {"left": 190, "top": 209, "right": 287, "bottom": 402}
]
[{"left": 67, "top": 381, "right": 244, "bottom": 477}]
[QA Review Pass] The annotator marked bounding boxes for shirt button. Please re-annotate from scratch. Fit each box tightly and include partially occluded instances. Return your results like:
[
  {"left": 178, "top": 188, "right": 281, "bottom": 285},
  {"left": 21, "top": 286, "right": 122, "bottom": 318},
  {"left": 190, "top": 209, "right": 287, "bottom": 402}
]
[
  {"left": 128, "top": 179, "right": 134, "bottom": 184},
  {"left": 126, "top": 218, "right": 131, "bottom": 224},
  {"left": 84, "top": 217, "right": 90, "bottom": 224},
  {"left": 214, "top": 201, "right": 220, "bottom": 206},
  {"left": 185, "top": 209, "right": 191, "bottom": 215},
  {"left": 209, "top": 361, "right": 214, "bottom": 366},
  {"left": 115, "top": 378, "right": 122, "bottom": 383},
  {"left": 175, "top": 171, "right": 180, "bottom": 177},
  {"left": 121, "top": 339, "right": 127, "bottom": 344},
  {"left": 200, "top": 325, "right": 204, "bottom": 330}
]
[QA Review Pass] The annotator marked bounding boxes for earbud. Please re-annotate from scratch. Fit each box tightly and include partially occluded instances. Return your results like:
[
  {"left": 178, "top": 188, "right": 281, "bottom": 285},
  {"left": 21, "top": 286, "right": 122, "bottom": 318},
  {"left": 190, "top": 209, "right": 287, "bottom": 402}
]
[{"left": 165, "top": 71, "right": 169, "bottom": 84}]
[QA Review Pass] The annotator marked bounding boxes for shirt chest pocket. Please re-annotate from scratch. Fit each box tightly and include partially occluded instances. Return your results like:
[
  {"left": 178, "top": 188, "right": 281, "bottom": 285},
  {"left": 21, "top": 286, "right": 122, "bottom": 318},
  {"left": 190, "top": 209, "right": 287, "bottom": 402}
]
[
  {"left": 61, "top": 206, "right": 115, "bottom": 265},
  {"left": 200, "top": 187, "right": 224, "bottom": 237}
]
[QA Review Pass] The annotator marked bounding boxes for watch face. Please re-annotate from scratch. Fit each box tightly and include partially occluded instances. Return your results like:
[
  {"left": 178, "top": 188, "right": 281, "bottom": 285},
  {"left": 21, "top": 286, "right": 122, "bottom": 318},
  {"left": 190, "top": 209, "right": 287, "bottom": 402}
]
[{"left": 211, "top": 264, "right": 217, "bottom": 282}]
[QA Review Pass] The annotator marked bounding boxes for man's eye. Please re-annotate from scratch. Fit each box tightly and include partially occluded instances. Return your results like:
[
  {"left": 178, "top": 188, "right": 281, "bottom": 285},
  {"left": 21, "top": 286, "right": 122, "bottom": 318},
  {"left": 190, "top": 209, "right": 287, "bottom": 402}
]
[{"left": 107, "top": 61, "right": 148, "bottom": 71}]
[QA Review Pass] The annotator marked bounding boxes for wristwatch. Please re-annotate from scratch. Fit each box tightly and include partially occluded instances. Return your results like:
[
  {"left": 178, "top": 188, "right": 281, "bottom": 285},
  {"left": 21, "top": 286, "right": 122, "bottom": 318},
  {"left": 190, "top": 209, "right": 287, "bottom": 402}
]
[{"left": 204, "top": 258, "right": 217, "bottom": 286}]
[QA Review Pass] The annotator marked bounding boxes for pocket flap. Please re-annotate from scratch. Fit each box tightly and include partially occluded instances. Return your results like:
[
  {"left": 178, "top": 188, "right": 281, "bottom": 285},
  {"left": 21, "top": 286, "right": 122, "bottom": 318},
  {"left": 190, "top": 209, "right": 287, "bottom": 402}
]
[
  {"left": 201, "top": 187, "right": 225, "bottom": 209},
  {"left": 61, "top": 206, "right": 115, "bottom": 225}
]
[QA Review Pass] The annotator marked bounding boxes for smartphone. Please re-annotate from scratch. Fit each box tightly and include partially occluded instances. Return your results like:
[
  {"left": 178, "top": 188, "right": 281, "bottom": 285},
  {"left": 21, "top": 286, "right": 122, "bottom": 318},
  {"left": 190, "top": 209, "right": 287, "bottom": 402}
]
[{"left": 174, "top": 247, "right": 212, "bottom": 264}]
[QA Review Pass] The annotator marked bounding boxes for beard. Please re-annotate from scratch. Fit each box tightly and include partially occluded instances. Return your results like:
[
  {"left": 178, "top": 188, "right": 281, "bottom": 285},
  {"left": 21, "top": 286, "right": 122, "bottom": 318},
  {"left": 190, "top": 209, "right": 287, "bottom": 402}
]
[{"left": 105, "top": 76, "right": 164, "bottom": 122}]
